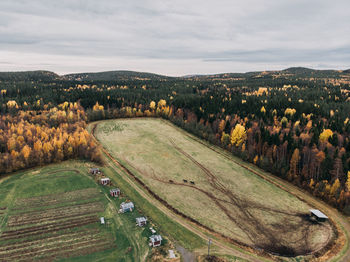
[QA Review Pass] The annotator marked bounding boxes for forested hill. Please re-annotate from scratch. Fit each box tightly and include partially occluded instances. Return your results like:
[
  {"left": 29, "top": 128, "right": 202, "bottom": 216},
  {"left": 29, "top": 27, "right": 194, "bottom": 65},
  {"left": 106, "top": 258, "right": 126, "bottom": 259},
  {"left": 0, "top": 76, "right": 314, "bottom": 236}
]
[
  {"left": 63, "top": 70, "right": 175, "bottom": 81},
  {"left": 0, "top": 71, "right": 60, "bottom": 82},
  {"left": 1, "top": 67, "right": 350, "bottom": 82},
  {"left": 186, "top": 67, "right": 350, "bottom": 80}
]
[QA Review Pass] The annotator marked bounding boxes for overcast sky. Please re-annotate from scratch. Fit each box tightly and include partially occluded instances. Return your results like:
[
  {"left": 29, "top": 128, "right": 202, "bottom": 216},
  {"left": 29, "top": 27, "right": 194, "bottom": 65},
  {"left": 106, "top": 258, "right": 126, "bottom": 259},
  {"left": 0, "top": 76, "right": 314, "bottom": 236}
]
[{"left": 0, "top": 0, "right": 349, "bottom": 75}]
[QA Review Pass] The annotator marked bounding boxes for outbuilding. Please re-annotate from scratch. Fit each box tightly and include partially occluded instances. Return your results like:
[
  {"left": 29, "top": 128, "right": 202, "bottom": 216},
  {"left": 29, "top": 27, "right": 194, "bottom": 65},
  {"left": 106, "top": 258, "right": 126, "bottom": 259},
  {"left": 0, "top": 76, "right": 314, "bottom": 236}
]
[
  {"left": 100, "top": 217, "right": 105, "bottom": 225},
  {"left": 110, "top": 188, "right": 121, "bottom": 197},
  {"left": 100, "top": 178, "right": 111, "bottom": 186},
  {"left": 310, "top": 209, "right": 328, "bottom": 222},
  {"left": 136, "top": 217, "right": 147, "bottom": 227},
  {"left": 120, "top": 202, "right": 134, "bottom": 213},
  {"left": 149, "top": 235, "right": 162, "bottom": 247},
  {"left": 89, "top": 168, "right": 100, "bottom": 175}
]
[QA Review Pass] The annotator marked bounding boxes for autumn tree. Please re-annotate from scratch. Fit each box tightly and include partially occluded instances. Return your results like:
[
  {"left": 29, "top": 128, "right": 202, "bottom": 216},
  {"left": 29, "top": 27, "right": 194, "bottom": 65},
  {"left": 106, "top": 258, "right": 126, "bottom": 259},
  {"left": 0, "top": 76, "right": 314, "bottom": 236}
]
[{"left": 230, "top": 124, "right": 247, "bottom": 147}]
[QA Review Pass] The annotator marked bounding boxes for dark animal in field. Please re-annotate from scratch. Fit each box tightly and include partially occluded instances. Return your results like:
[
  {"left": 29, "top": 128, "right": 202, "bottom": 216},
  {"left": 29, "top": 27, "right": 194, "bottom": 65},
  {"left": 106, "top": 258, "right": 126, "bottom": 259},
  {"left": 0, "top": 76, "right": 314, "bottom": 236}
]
[
  {"left": 190, "top": 181, "right": 195, "bottom": 185},
  {"left": 183, "top": 179, "right": 188, "bottom": 183},
  {"left": 169, "top": 180, "right": 174, "bottom": 183}
]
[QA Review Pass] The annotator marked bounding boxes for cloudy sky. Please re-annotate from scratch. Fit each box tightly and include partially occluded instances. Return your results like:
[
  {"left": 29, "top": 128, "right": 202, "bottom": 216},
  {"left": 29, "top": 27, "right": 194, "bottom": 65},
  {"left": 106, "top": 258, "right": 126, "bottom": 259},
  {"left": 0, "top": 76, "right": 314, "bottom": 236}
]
[{"left": 0, "top": 0, "right": 349, "bottom": 75}]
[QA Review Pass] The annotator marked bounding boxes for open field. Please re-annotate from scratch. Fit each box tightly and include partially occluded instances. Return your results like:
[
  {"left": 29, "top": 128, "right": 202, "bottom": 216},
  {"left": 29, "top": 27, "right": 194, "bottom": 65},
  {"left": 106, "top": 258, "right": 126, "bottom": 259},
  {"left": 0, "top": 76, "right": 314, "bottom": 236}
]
[
  {"left": 94, "top": 118, "right": 335, "bottom": 258},
  {"left": 0, "top": 161, "right": 152, "bottom": 261}
]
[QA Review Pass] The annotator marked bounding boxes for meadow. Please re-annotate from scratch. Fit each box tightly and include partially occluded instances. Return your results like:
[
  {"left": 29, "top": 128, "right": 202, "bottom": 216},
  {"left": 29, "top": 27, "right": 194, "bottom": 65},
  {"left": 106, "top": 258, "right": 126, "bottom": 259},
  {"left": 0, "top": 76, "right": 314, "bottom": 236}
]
[{"left": 95, "top": 118, "right": 334, "bottom": 257}]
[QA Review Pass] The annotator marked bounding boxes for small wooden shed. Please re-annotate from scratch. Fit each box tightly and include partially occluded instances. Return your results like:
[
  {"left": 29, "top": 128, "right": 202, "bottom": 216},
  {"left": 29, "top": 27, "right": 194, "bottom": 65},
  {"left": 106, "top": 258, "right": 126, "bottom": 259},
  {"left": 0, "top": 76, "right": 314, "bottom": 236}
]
[
  {"left": 110, "top": 188, "right": 121, "bottom": 197},
  {"left": 89, "top": 168, "right": 100, "bottom": 175},
  {"left": 136, "top": 217, "right": 147, "bottom": 227},
  {"left": 100, "top": 178, "right": 111, "bottom": 186},
  {"left": 100, "top": 217, "right": 105, "bottom": 225},
  {"left": 120, "top": 202, "right": 134, "bottom": 213},
  {"left": 149, "top": 235, "right": 162, "bottom": 247},
  {"left": 310, "top": 209, "right": 328, "bottom": 222}
]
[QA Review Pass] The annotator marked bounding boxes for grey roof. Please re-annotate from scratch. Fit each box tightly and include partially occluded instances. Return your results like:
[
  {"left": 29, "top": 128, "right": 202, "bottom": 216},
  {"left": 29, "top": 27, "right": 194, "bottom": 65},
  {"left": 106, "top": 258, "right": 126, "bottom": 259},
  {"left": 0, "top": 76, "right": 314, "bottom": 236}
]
[
  {"left": 101, "top": 178, "right": 110, "bottom": 181},
  {"left": 136, "top": 217, "right": 147, "bottom": 223},
  {"left": 121, "top": 202, "right": 134, "bottom": 209},
  {"left": 100, "top": 217, "right": 105, "bottom": 224},
  {"left": 310, "top": 209, "right": 328, "bottom": 219},
  {"left": 110, "top": 188, "right": 120, "bottom": 192},
  {"left": 149, "top": 235, "right": 162, "bottom": 242}
]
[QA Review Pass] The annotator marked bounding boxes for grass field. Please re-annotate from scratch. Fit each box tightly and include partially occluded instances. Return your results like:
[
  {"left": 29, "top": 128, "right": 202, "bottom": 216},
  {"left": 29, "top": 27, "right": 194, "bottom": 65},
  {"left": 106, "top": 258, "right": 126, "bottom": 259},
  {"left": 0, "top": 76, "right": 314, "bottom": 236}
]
[
  {"left": 0, "top": 161, "right": 152, "bottom": 261},
  {"left": 94, "top": 118, "right": 335, "bottom": 258}
]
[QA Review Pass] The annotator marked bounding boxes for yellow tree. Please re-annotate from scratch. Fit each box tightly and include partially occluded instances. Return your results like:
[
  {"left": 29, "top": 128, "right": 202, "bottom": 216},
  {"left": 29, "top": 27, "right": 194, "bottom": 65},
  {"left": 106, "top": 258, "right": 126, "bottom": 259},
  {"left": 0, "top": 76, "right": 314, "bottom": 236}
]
[
  {"left": 288, "top": 148, "right": 300, "bottom": 179},
  {"left": 157, "top": 99, "right": 166, "bottom": 108},
  {"left": 21, "top": 145, "right": 31, "bottom": 162},
  {"left": 150, "top": 101, "right": 156, "bottom": 110},
  {"left": 218, "top": 119, "right": 226, "bottom": 134},
  {"left": 230, "top": 124, "right": 247, "bottom": 147},
  {"left": 330, "top": 178, "right": 340, "bottom": 196},
  {"left": 346, "top": 171, "right": 350, "bottom": 192},
  {"left": 319, "top": 129, "right": 333, "bottom": 143}
]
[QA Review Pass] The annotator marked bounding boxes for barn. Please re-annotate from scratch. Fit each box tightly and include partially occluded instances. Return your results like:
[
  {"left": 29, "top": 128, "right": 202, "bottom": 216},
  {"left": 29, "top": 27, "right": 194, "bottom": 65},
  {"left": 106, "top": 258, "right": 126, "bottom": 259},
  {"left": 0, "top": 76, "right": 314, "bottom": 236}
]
[
  {"left": 89, "top": 168, "right": 100, "bottom": 175},
  {"left": 149, "top": 235, "right": 162, "bottom": 247},
  {"left": 99, "top": 178, "right": 111, "bottom": 186},
  {"left": 136, "top": 217, "right": 147, "bottom": 227},
  {"left": 310, "top": 209, "right": 328, "bottom": 222},
  {"left": 120, "top": 202, "right": 134, "bottom": 213},
  {"left": 110, "top": 188, "right": 121, "bottom": 197}
]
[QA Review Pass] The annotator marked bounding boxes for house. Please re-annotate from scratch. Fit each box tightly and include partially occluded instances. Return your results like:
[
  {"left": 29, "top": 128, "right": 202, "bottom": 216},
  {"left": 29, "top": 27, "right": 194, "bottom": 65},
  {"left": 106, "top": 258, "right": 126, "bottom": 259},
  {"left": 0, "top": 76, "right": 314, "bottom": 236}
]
[
  {"left": 110, "top": 188, "right": 121, "bottom": 197},
  {"left": 100, "top": 217, "right": 105, "bottom": 225},
  {"left": 149, "top": 235, "right": 162, "bottom": 247},
  {"left": 100, "top": 178, "right": 111, "bottom": 186},
  {"left": 89, "top": 168, "right": 100, "bottom": 175},
  {"left": 120, "top": 202, "right": 134, "bottom": 213},
  {"left": 310, "top": 209, "right": 328, "bottom": 222},
  {"left": 136, "top": 217, "right": 147, "bottom": 227}
]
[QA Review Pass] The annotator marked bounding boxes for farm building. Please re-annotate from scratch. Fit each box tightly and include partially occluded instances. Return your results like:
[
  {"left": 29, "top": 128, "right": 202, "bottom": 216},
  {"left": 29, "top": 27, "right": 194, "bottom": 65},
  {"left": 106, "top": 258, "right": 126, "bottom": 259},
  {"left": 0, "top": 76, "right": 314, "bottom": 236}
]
[
  {"left": 99, "top": 178, "right": 111, "bottom": 186},
  {"left": 120, "top": 202, "right": 134, "bottom": 213},
  {"left": 89, "top": 168, "right": 100, "bottom": 175},
  {"left": 100, "top": 217, "right": 105, "bottom": 225},
  {"left": 310, "top": 209, "right": 328, "bottom": 222},
  {"left": 110, "top": 188, "right": 121, "bottom": 197},
  {"left": 136, "top": 217, "right": 147, "bottom": 227},
  {"left": 149, "top": 235, "right": 162, "bottom": 247}
]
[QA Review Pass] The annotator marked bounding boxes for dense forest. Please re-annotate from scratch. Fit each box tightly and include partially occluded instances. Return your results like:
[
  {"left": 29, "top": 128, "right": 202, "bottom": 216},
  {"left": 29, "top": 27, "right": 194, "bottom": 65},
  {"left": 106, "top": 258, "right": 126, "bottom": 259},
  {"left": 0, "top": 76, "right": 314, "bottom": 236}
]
[{"left": 1, "top": 67, "right": 350, "bottom": 213}]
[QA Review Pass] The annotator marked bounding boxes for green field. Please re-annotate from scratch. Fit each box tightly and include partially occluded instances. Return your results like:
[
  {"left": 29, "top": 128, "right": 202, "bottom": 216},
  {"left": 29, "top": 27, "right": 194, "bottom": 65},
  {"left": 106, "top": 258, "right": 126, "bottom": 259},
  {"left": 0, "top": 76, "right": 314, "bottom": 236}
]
[
  {"left": 94, "top": 118, "right": 334, "bottom": 257},
  {"left": 0, "top": 161, "right": 152, "bottom": 261}
]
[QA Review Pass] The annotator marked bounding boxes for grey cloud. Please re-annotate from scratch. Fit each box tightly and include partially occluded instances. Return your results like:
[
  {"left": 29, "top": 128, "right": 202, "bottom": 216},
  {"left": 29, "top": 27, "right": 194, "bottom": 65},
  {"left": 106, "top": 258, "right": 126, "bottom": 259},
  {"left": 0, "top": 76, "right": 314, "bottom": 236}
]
[{"left": 0, "top": 0, "right": 349, "bottom": 75}]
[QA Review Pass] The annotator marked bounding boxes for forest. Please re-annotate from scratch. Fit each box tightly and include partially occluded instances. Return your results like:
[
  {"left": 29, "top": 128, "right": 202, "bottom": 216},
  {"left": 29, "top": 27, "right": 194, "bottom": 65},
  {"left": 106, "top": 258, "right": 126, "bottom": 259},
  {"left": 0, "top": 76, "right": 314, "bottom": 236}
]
[{"left": 1, "top": 67, "right": 350, "bottom": 213}]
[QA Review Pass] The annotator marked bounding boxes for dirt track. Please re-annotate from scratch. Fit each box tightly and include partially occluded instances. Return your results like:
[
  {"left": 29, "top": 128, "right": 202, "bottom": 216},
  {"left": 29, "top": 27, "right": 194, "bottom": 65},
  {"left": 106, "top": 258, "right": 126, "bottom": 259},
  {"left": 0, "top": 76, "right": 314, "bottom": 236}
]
[{"left": 91, "top": 120, "right": 350, "bottom": 261}]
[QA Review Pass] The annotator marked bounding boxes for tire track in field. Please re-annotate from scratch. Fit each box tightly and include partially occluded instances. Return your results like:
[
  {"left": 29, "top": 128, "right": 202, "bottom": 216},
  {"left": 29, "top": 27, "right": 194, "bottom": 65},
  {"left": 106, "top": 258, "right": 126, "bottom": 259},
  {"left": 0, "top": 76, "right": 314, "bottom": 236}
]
[
  {"left": 91, "top": 120, "right": 346, "bottom": 261},
  {"left": 168, "top": 139, "right": 320, "bottom": 256},
  {"left": 91, "top": 122, "right": 265, "bottom": 262}
]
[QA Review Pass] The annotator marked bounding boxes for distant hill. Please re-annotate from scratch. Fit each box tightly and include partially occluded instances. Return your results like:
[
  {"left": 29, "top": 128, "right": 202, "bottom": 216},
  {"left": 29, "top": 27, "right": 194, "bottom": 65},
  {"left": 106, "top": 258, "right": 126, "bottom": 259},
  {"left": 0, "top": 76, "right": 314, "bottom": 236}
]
[
  {"left": 186, "top": 67, "right": 349, "bottom": 80},
  {"left": 0, "top": 70, "right": 59, "bottom": 81},
  {"left": 63, "top": 70, "right": 174, "bottom": 81},
  {"left": 0, "top": 67, "right": 349, "bottom": 82}
]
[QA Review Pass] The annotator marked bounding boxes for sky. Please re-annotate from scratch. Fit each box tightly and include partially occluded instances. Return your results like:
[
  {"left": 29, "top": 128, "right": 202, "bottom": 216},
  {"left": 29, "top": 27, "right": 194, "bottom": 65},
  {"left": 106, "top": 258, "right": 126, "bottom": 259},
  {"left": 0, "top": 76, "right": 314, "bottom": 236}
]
[{"left": 0, "top": 0, "right": 349, "bottom": 76}]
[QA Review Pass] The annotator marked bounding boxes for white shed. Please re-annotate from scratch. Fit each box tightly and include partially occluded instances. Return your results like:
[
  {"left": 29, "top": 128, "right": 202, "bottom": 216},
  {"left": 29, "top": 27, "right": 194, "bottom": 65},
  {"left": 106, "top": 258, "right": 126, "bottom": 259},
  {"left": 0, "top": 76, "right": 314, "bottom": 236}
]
[
  {"left": 149, "top": 235, "right": 162, "bottom": 247},
  {"left": 120, "top": 202, "right": 134, "bottom": 213},
  {"left": 136, "top": 217, "right": 147, "bottom": 227},
  {"left": 100, "top": 178, "right": 111, "bottom": 186}
]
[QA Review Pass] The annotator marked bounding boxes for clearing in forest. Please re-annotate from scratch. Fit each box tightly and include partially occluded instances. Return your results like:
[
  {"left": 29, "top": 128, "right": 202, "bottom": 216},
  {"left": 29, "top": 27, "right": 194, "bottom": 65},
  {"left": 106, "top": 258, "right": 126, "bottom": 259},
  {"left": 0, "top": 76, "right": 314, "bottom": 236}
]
[{"left": 95, "top": 118, "right": 334, "bottom": 257}]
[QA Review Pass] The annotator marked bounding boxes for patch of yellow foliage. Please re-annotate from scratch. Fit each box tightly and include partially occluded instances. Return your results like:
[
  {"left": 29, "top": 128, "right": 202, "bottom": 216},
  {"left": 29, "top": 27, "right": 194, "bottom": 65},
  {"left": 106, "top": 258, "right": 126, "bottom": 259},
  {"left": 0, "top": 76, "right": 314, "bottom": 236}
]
[{"left": 319, "top": 129, "right": 333, "bottom": 143}]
